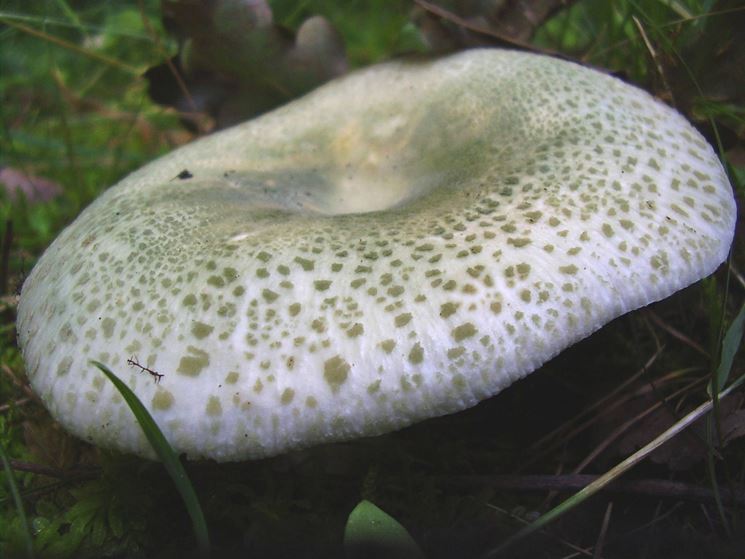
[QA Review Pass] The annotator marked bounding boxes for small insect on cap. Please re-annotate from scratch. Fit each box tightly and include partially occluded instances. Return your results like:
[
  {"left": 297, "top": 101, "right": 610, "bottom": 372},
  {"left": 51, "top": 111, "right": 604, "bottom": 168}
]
[{"left": 17, "top": 49, "right": 736, "bottom": 462}]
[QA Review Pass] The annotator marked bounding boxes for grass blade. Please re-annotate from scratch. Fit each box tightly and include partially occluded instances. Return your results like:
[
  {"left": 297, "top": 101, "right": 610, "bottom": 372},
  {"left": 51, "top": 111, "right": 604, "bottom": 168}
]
[
  {"left": 706, "top": 300, "right": 745, "bottom": 534},
  {"left": 90, "top": 360, "right": 210, "bottom": 557},
  {"left": 0, "top": 17, "right": 140, "bottom": 74},
  {"left": 480, "top": 372, "right": 745, "bottom": 558},
  {"left": 0, "top": 441, "right": 34, "bottom": 559},
  {"left": 709, "top": 302, "right": 745, "bottom": 396}
]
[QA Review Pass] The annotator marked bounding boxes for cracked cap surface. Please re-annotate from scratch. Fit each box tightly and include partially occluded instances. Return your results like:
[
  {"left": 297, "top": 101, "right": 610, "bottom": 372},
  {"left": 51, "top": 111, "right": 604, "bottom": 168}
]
[{"left": 17, "top": 49, "right": 736, "bottom": 461}]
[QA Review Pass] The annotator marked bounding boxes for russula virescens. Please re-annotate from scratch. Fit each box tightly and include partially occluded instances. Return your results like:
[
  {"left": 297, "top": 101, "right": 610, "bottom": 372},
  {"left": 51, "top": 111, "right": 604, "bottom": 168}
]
[{"left": 17, "top": 49, "right": 736, "bottom": 461}]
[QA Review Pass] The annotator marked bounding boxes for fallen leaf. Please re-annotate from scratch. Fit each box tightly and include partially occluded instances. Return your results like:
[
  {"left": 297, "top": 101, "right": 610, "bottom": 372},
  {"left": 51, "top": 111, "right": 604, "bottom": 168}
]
[
  {"left": 411, "top": 0, "right": 576, "bottom": 52},
  {"left": 0, "top": 167, "right": 61, "bottom": 203},
  {"left": 721, "top": 408, "right": 745, "bottom": 446},
  {"left": 595, "top": 391, "right": 745, "bottom": 472}
]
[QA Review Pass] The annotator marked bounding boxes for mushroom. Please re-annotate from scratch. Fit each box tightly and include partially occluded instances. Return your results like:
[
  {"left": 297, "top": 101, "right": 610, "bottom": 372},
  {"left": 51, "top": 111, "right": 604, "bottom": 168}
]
[{"left": 16, "top": 49, "right": 736, "bottom": 462}]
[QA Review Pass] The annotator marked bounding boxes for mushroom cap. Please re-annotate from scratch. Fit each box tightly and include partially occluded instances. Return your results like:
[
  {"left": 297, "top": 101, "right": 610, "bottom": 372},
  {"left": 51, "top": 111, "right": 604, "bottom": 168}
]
[{"left": 17, "top": 49, "right": 736, "bottom": 461}]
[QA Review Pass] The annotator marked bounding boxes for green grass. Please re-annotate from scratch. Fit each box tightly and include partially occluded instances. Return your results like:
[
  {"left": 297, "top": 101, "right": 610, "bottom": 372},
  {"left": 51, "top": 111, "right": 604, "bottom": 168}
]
[
  {"left": 90, "top": 361, "right": 210, "bottom": 557},
  {"left": 1, "top": 1, "right": 744, "bottom": 557},
  {"left": 1, "top": 440, "right": 33, "bottom": 558},
  {"left": 483, "top": 303, "right": 745, "bottom": 557}
]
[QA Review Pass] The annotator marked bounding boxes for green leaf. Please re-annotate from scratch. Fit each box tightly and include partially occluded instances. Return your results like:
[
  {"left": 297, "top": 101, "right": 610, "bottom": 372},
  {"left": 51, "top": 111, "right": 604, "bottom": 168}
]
[
  {"left": 90, "top": 516, "right": 107, "bottom": 547},
  {"left": 90, "top": 360, "right": 210, "bottom": 558},
  {"left": 41, "top": 517, "right": 86, "bottom": 558},
  {"left": 393, "top": 22, "right": 430, "bottom": 55},
  {"left": 344, "top": 500, "right": 424, "bottom": 559},
  {"left": 708, "top": 302, "right": 745, "bottom": 397},
  {"left": 107, "top": 499, "right": 125, "bottom": 538}
]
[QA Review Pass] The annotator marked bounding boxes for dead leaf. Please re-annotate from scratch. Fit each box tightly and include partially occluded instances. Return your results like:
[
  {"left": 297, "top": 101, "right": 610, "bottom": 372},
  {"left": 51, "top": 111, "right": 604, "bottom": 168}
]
[
  {"left": 595, "top": 390, "right": 745, "bottom": 472},
  {"left": 654, "top": 0, "right": 745, "bottom": 146},
  {"left": 721, "top": 408, "right": 745, "bottom": 446},
  {"left": 0, "top": 167, "right": 62, "bottom": 202},
  {"left": 411, "top": 0, "right": 576, "bottom": 53},
  {"left": 23, "top": 420, "right": 89, "bottom": 472}
]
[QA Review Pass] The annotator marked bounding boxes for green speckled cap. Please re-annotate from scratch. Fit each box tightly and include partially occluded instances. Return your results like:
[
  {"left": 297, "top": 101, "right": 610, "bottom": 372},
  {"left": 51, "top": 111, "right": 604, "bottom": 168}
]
[{"left": 17, "top": 49, "right": 736, "bottom": 461}]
